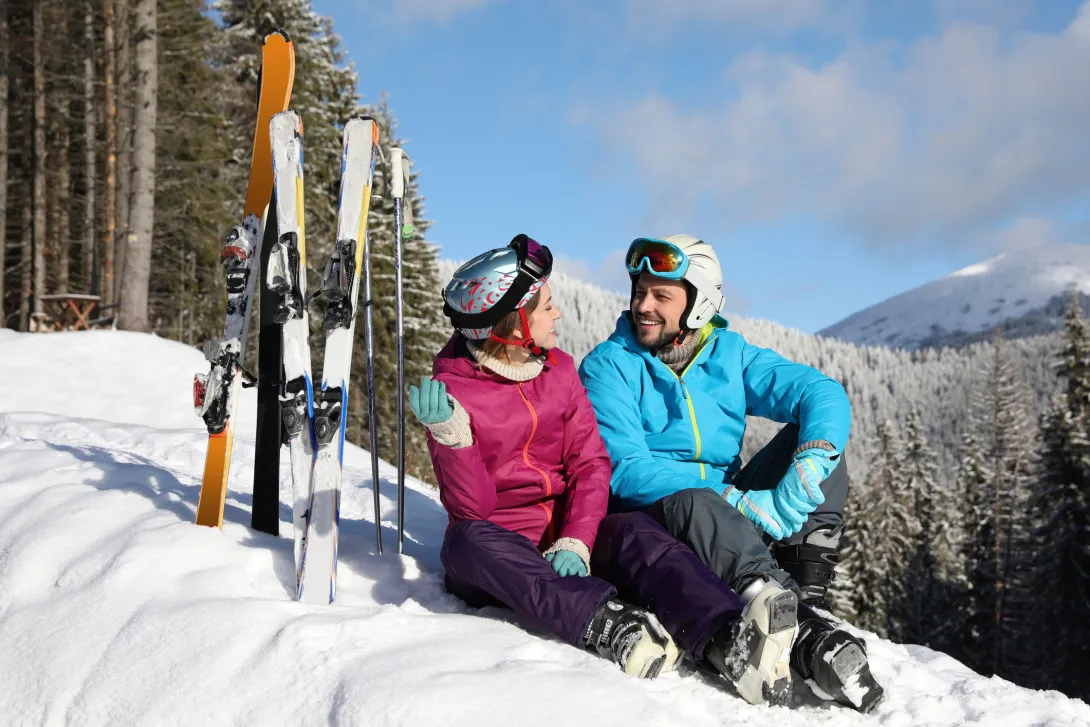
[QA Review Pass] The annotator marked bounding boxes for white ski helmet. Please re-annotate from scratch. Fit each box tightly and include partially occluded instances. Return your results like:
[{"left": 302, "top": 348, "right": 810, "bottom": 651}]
[{"left": 625, "top": 234, "right": 725, "bottom": 330}]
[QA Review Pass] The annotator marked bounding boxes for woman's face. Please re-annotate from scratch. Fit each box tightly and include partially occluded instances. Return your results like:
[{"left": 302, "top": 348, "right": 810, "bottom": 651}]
[{"left": 524, "top": 282, "right": 562, "bottom": 350}]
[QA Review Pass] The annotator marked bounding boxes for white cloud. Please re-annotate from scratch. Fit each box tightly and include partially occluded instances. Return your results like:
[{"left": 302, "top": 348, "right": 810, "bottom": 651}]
[
  {"left": 579, "top": 3, "right": 1090, "bottom": 250},
  {"left": 987, "top": 217, "right": 1063, "bottom": 252}
]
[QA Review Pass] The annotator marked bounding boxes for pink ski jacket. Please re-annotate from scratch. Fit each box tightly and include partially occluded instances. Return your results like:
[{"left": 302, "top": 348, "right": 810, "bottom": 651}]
[{"left": 427, "top": 335, "right": 612, "bottom": 550}]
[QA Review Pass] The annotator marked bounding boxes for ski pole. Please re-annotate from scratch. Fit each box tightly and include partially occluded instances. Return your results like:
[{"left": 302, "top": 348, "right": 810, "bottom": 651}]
[
  {"left": 391, "top": 147, "right": 411, "bottom": 554},
  {"left": 364, "top": 147, "right": 386, "bottom": 555}
]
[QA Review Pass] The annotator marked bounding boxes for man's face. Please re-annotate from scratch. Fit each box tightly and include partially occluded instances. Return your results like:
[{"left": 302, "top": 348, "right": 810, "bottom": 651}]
[{"left": 631, "top": 272, "right": 688, "bottom": 348}]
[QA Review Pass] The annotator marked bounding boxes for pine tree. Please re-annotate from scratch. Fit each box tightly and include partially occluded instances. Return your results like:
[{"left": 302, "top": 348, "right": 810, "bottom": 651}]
[
  {"left": 214, "top": 0, "right": 359, "bottom": 277},
  {"left": 1027, "top": 292, "right": 1090, "bottom": 698},
  {"left": 149, "top": 0, "right": 238, "bottom": 342},
  {"left": 959, "top": 333, "right": 1040, "bottom": 680},
  {"left": 833, "top": 473, "right": 870, "bottom": 625},
  {"left": 847, "top": 418, "right": 919, "bottom": 639},
  {"left": 901, "top": 409, "right": 943, "bottom": 645}
]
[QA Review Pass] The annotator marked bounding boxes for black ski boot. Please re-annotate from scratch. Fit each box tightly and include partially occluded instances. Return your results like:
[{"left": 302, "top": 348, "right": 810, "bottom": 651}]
[
  {"left": 775, "top": 525, "right": 842, "bottom": 609},
  {"left": 584, "top": 599, "right": 679, "bottom": 679},
  {"left": 792, "top": 603, "right": 884, "bottom": 713},
  {"left": 705, "top": 579, "right": 799, "bottom": 706}
]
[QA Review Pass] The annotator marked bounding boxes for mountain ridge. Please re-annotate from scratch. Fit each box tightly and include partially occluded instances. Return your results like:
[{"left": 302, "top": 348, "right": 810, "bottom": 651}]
[{"left": 817, "top": 244, "right": 1090, "bottom": 350}]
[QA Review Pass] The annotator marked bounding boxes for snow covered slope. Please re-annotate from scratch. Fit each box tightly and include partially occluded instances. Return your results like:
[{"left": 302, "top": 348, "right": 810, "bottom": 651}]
[
  {"left": 1, "top": 329, "right": 1087, "bottom": 726},
  {"left": 818, "top": 244, "right": 1090, "bottom": 350}
]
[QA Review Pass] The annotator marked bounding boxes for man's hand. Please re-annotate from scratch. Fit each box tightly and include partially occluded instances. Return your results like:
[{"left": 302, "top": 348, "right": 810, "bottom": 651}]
[
  {"left": 723, "top": 486, "right": 798, "bottom": 540},
  {"left": 772, "top": 447, "right": 839, "bottom": 529}
]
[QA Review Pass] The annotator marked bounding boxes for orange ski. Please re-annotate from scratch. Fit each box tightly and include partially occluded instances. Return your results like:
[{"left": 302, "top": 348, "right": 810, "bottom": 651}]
[{"left": 194, "top": 31, "right": 295, "bottom": 528}]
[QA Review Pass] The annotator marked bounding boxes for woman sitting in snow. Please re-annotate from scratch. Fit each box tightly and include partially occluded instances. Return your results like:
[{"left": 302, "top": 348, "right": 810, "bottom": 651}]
[{"left": 408, "top": 234, "right": 799, "bottom": 704}]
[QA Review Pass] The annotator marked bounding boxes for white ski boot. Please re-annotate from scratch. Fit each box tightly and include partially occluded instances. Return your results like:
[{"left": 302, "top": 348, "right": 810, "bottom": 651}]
[
  {"left": 585, "top": 599, "right": 680, "bottom": 679},
  {"left": 705, "top": 579, "right": 799, "bottom": 705}
]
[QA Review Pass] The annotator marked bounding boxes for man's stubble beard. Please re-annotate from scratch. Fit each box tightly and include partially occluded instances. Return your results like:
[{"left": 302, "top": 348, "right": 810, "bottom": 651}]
[{"left": 635, "top": 323, "right": 684, "bottom": 352}]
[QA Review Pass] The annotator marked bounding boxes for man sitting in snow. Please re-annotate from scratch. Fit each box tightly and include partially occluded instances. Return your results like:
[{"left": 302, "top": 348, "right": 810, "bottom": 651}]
[{"left": 578, "top": 234, "right": 884, "bottom": 712}]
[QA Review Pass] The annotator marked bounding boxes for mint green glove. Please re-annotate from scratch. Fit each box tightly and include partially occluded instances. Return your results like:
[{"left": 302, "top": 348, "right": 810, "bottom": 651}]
[
  {"left": 723, "top": 486, "right": 796, "bottom": 540},
  {"left": 408, "top": 376, "right": 453, "bottom": 425},
  {"left": 545, "top": 549, "right": 587, "bottom": 577},
  {"left": 772, "top": 447, "right": 837, "bottom": 523}
]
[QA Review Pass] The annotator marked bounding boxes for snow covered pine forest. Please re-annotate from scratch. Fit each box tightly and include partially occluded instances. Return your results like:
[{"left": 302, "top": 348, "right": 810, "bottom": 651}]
[{"left": 3, "top": 0, "right": 1090, "bottom": 723}]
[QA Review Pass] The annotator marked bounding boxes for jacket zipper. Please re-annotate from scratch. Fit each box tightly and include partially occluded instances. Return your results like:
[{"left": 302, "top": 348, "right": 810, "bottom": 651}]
[
  {"left": 666, "top": 340, "right": 708, "bottom": 480},
  {"left": 517, "top": 383, "right": 556, "bottom": 542}
]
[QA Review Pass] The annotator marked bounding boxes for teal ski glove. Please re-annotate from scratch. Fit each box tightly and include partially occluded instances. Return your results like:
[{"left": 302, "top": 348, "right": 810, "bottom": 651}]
[
  {"left": 772, "top": 447, "right": 838, "bottom": 527},
  {"left": 723, "top": 486, "right": 798, "bottom": 541},
  {"left": 545, "top": 549, "right": 588, "bottom": 578},
  {"left": 408, "top": 376, "right": 454, "bottom": 425}
]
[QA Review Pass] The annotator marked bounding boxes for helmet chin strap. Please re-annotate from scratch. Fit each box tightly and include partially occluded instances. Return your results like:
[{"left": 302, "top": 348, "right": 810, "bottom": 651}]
[{"left": 489, "top": 307, "right": 557, "bottom": 365}]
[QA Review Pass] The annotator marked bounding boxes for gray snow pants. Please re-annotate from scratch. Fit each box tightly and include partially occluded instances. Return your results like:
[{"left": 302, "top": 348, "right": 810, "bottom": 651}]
[{"left": 646, "top": 423, "right": 849, "bottom": 595}]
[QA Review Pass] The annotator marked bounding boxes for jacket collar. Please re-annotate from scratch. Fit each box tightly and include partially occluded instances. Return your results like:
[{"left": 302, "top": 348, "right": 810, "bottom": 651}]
[{"left": 433, "top": 334, "right": 554, "bottom": 382}]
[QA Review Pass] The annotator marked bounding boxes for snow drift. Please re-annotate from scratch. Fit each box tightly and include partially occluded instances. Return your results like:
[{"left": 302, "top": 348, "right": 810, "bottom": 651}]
[{"left": 0, "top": 329, "right": 1087, "bottom": 726}]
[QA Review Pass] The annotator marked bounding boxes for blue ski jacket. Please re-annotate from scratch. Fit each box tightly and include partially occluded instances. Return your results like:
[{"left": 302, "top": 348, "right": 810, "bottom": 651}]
[{"left": 578, "top": 314, "right": 852, "bottom": 510}]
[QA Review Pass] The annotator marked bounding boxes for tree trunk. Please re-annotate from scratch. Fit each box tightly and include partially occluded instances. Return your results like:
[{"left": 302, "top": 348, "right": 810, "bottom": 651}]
[
  {"left": 103, "top": 0, "right": 117, "bottom": 306},
  {"left": 114, "top": 0, "right": 132, "bottom": 304},
  {"left": 83, "top": 0, "right": 97, "bottom": 294},
  {"left": 119, "top": 0, "right": 155, "bottom": 331},
  {"left": 57, "top": 110, "right": 72, "bottom": 294},
  {"left": 46, "top": 143, "right": 57, "bottom": 289},
  {"left": 32, "top": 0, "right": 47, "bottom": 320},
  {"left": 0, "top": 5, "right": 8, "bottom": 325},
  {"left": 19, "top": 204, "right": 31, "bottom": 330}
]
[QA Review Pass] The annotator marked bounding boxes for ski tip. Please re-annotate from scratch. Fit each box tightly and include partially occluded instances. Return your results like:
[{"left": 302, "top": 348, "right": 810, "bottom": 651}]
[
  {"left": 346, "top": 117, "right": 382, "bottom": 144},
  {"left": 266, "top": 28, "right": 292, "bottom": 45},
  {"left": 270, "top": 109, "right": 301, "bottom": 132}
]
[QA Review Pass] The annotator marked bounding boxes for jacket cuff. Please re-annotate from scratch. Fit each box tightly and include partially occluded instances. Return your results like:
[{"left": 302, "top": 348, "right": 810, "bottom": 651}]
[
  {"left": 543, "top": 537, "right": 592, "bottom": 576},
  {"left": 793, "top": 439, "right": 837, "bottom": 457},
  {"left": 426, "top": 397, "right": 473, "bottom": 449}
]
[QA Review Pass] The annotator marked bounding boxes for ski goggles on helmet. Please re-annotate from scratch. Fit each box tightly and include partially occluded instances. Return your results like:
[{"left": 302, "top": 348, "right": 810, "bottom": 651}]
[
  {"left": 520, "top": 234, "right": 553, "bottom": 279},
  {"left": 443, "top": 234, "right": 553, "bottom": 330},
  {"left": 625, "top": 238, "right": 689, "bottom": 279}
]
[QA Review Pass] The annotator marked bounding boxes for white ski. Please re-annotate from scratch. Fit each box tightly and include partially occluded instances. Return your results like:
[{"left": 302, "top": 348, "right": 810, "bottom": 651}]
[
  {"left": 297, "top": 117, "right": 381, "bottom": 604},
  {"left": 268, "top": 110, "right": 317, "bottom": 594}
]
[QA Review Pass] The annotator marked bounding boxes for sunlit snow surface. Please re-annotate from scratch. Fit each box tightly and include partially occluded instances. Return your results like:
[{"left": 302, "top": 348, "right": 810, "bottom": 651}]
[{"left": 1, "top": 329, "right": 1087, "bottom": 726}]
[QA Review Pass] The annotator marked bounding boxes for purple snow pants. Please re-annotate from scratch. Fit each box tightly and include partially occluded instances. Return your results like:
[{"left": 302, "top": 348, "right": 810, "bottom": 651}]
[{"left": 440, "top": 511, "right": 746, "bottom": 659}]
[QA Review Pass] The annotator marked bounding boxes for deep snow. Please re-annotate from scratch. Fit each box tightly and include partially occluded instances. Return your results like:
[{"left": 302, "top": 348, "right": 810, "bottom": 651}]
[{"left": 1, "top": 329, "right": 1087, "bottom": 726}]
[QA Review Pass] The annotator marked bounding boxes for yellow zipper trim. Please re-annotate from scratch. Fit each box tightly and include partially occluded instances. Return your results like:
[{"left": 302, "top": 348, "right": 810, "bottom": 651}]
[
  {"left": 663, "top": 323, "right": 718, "bottom": 480},
  {"left": 666, "top": 370, "right": 704, "bottom": 478},
  {"left": 682, "top": 381, "right": 706, "bottom": 479}
]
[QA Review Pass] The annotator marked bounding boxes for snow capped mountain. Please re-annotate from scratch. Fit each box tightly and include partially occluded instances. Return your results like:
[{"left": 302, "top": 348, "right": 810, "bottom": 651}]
[{"left": 818, "top": 244, "right": 1090, "bottom": 350}]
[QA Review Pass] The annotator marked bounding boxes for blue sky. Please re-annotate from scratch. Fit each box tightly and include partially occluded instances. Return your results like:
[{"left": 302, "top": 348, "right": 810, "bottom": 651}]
[{"left": 312, "top": 0, "right": 1090, "bottom": 333}]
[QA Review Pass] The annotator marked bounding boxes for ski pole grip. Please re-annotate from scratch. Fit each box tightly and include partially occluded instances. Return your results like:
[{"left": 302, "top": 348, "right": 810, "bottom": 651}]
[
  {"left": 399, "top": 152, "right": 414, "bottom": 238},
  {"left": 390, "top": 147, "right": 406, "bottom": 199}
]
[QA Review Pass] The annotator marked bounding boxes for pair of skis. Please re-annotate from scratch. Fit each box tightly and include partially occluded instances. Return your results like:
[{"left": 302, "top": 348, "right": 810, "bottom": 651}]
[
  {"left": 268, "top": 111, "right": 374, "bottom": 604},
  {"left": 193, "top": 30, "right": 294, "bottom": 530},
  {"left": 192, "top": 30, "right": 411, "bottom": 605},
  {"left": 268, "top": 114, "right": 413, "bottom": 603}
]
